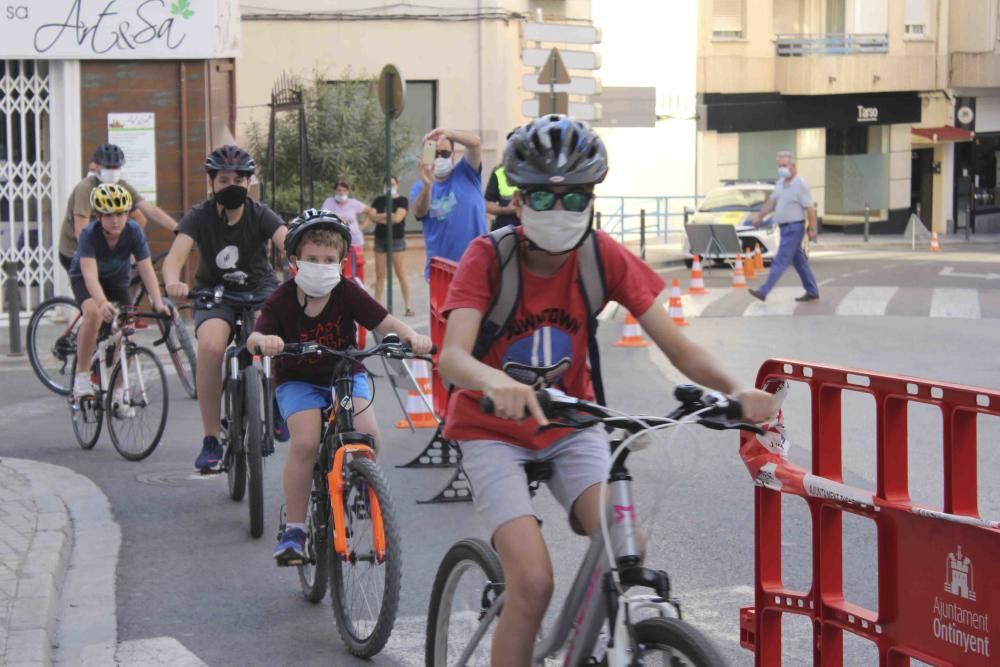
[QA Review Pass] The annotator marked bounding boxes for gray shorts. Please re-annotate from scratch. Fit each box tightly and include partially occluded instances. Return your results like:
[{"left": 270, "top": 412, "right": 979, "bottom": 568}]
[
  {"left": 193, "top": 282, "right": 277, "bottom": 337},
  {"left": 458, "top": 426, "right": 609, "bottom": 538}
]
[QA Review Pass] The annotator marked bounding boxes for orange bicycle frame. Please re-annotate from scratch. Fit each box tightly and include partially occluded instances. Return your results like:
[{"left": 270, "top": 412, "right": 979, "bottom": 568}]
[{"left": 328, "top": 444, "right": 388, "bottom": 561}]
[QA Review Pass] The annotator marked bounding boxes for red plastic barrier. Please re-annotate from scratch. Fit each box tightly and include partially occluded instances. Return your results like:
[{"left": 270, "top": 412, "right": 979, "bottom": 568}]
[
  {"left": 428, "top": 257, "right": 458, "bottom": 418},
  {"left": 739, "top": 359, "right": 1000, "bottom": 666}
]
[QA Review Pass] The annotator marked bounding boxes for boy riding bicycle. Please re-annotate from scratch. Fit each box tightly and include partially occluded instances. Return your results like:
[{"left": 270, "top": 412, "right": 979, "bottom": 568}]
[
  {"left": 69, "top": 183, "right": 169, "bottom": 411},
  {"left": 162, "top": 145, "right": 288, "bottom": 472},
  {"left": 438, "top": 115, "right": 777, "bottom": 667},
  {"left": 245, "top": 209, "right": 432, "bottom": 564}
]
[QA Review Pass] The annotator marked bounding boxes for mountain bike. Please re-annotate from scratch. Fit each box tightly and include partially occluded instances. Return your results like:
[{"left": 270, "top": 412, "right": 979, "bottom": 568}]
[
  {"left": 27, "top": 251, "right": 197, "bottom": 398},
  {"left": 68, "top": 305, "right": 172, "bottom": 461},
  {"left": 191, "top": 285, "right": 272, "bottom": 539},
  {"left": 425, "top": 385, "right": 763, "bottom": 667},
  {"left": 269, "top": 334, "right": 433, "bottom": 658}
]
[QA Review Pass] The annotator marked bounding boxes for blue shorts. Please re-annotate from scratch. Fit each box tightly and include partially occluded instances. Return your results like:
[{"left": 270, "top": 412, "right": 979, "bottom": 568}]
[{"left": 275, "top": 373, "right": 372, "bottom": 420}]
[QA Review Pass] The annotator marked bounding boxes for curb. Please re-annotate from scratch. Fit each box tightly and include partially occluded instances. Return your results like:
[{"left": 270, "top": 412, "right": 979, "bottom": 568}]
[{"left": 4, "top": 459, "right": 120, "bottom": 667}]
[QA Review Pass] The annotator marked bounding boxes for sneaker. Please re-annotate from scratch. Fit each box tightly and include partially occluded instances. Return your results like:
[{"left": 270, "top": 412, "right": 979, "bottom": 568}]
[
  {"left": 273, "top": 527, "right": 308, "bottom": 565},
  {"left": 72, "top": 375, "right": 97, "bottom": 400},
  {"left": 273, "top": 411, "right": 289, "bottom": 444},
  {"left": 748, "top": 288, "right": 766, "bottom": 302},
  {"left": 110, "top": 389, "right": 135, "bottom": 419},
  {"left": 795, "top": 293, "right": 820, "bottom": 302},
  {"left": 195, "top": 436, "right": 224, "bottom": 471}
]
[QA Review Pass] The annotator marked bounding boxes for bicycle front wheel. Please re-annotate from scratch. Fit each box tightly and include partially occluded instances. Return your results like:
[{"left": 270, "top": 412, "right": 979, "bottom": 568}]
[
  {"left": 425, "top": 538, "right": 504, "bottom": 667},
  {"left": 68, "top": 355, "right": 102, "bottom": 450},
  {"left": 225, "top": 374, "right": 247, "bottom": 501},
  {"left": 242, "top": 367, "right": 265, "bottom": 538},
  {"left": 330, "top": 456, "right": 401, "bottom": 658},
  {"left": 298, "top": 470, "right": 330, "bottom": 603},
  {"left": 107, "top": 346, "right": 169, "bottom": 461},
  {"left": 159, "top": 301, "right": 197, "bottom": 399},
  {"left": 28, "top": 297, "right": 80, "bottom": 396},
  {"left": 622, "top": 617, "right": 728, "bottom": 667}
]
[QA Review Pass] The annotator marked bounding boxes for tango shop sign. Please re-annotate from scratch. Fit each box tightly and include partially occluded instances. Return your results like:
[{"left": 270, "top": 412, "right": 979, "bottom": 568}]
[{"left": 0, "top": 0, "right": 221, "bottom": 59}]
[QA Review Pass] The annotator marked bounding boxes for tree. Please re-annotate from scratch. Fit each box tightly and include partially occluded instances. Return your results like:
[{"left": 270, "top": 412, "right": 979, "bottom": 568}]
[{"left": 245, "top": 70, "right": 417, "bottom": 219}]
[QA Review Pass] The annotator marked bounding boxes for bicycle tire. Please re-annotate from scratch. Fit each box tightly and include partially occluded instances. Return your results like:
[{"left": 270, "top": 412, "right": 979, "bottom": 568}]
[
  {"left": 298, "top": 469, "right": 331, "bottom": 603},
  {"left": 225, "top": 373, "right": 247, "bottom": 502},
  {"left": 242, "top": 366, "right": 265, "bottom": 538},
  {"left": 68, "top": 354, "right": 102, "bottom": 450},
  {"left": 330, "top": 456, "right": 401, "bottom": 658},
  {"left": 107, "top": 346, "right": 169, "bottom": 462},
  {"left": 425, "top": 538, "right": 504, "bottom": 667},
  {"left": 615, "top": 617, "right": 728, "bottom": 667},
  {"left": 159, "top": 299, "right": 197, "bottom": 399},
  {"left": 28, "top": 297, "right": 80, "bottom": 396}
]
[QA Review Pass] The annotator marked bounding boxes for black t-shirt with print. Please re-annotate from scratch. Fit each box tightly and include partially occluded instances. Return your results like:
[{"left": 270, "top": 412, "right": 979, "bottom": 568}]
[{"left": 178, "top": 198, "right": 284, "bottom": 291}]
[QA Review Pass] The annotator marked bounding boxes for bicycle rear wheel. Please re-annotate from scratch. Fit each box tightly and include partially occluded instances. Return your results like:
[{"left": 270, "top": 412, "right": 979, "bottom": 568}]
[
  {"left": 330, "top": 456, "right": 401, "bottom": 658},
  {"left": 298, "top": 470, "right": 330, "bottom": 603},
  {"left": 68, "top": 355, "right": 102, "bottom": 450},
  {"left": 425, "top": 538, "right": 504, "bottom": 667},
  {"left": 107, "top": 346, "right": 169, "bottom": 461},
  {"left": 242, "top": 366, "right": 265, "bottom": 538},
  {"left": 28, "top": 297, "right": 80, "bottom": 396},
  {"left": 159, "top": 301, "right": 197, "bottom": 399},
  {"left": 619, "top": 617, "right": 728, "bottom": 667}
]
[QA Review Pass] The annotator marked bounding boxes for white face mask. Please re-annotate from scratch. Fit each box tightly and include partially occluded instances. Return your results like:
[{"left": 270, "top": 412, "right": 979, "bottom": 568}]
[
  {"left": 294, "top": 261, "right": 341, "bottom": 297},
  {"left": 334, "top": 194, "right": 348, "bottom": 203},
  {"left": 391, "top": 188, "right": 399, "bottom": 198},
  {"left": 520, "top": 204, "right": 593, "bottom": 253},
  {"left": 777, "top": 166, "right": 791, "bottom": 179},
  {"left": 99, "top": 168, "right": 121, "bottom": 184},
  {"left": 433, "top": 157, "right": 454, "bottom": 179}
]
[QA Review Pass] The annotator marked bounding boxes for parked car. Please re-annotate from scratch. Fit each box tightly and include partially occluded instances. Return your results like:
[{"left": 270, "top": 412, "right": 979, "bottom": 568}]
[{"left": 683, "top": 181, "right": 780, "bottom": 267}]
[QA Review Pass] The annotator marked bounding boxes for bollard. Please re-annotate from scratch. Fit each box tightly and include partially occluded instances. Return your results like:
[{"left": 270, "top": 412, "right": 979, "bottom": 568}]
[
  {"left": 595, "top": 211, "right": 601, "bottom": 231},
  {"left": 864, "top": 202, "right": 870, "bottom": 243},
  {"left": 639, "top": 209, "right": 646, "bottom": 261},
  {"left": 4, "top": 261, "right": 22, "bottom": 356}
]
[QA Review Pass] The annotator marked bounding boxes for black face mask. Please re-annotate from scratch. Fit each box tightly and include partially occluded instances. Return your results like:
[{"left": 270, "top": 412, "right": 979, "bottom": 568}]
[{"left": 213, "top": 185, "right": 248, "bottom": 211}]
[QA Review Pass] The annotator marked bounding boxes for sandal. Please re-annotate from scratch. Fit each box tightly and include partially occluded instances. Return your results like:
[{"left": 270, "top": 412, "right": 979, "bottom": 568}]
[{"left": 404, "top": 308, "right": 416, "bottom": 317}]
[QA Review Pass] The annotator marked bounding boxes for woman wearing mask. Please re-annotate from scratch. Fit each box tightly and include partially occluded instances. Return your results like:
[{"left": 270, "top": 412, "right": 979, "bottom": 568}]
[
  {"left": 369, "top": 176, "right": 413, "bottom": 315},
  {"left": 320, "top": 180, "right": 371, "bottom": 285}
]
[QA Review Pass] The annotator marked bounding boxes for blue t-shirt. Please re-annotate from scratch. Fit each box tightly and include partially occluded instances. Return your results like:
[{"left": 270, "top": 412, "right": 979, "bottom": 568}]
[
  {"left": 69, "top": 219, "right": 151, "bottom": 286},
  {"left": 410, "top": 158, "right": 487, "bottom": 278}
]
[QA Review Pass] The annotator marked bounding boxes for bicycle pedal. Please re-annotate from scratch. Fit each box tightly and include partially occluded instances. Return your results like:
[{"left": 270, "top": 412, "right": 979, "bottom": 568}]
[{"left": 276, "top": 557, "right": 306, "bottom": 567}]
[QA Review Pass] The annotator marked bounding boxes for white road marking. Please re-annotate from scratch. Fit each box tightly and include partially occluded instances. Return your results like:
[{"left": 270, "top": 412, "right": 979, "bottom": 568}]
[
  {"left": 835, "top": 287, "right": 898, "bottom": 316},
  {"left": 679, "top": 290, "right": 730, "bottom": 318},
  {"left": 742, "top": 287, "right": 800, "bottom": 317},
  {"left": 930, "top": 288, "right": 982, "bottom": 319},
  {"left": 940, "top": 266, "right": 1000, "bottom": 280},
  {"left": 112, "top": 637, "right": 208, "bottom": 666}
]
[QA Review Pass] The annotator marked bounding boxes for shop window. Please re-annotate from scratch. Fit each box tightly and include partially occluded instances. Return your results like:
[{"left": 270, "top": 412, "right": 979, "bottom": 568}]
[
  {"left": 712, "top": 0, "right": 744, "bottom": 39},
  {"left": 826, "top": 126, "right": 889, "bottom": 222},
  {"left": 826, "top": 127, "right": 868, "bottom": 156},
  {"left": 904, "top": 0, "right": 931, "bottom": 38},
  {"left": 739, "top": 130, "right": 796, "bottom": 181}
]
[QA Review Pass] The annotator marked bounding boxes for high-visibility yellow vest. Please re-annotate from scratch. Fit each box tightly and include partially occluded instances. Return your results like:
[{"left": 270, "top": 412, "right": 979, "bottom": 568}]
[{"left": 495, "top": 167, "right": 516, "bottom": 199}]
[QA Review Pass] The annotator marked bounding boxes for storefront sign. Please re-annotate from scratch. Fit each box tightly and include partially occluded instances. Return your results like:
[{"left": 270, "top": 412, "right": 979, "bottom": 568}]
[
  {"left": 0, "top": 0, "right": 238, "bottom": 59},
  {"left": 108, "top": 112, "right": 157, "bottom": 204},
  {"left": 699, "top": 92, "right": 921, "bottom": 133}
]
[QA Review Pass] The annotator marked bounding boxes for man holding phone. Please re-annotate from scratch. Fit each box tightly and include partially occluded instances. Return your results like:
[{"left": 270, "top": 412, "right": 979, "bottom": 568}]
[{"left": 411, "top": 128, "right": 487, "bottom": 279}]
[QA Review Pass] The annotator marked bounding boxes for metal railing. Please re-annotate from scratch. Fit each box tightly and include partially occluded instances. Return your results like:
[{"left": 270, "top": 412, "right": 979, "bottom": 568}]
[
  {"left": 594, "top": 195, "right": 703, "bottom": 245},
  {"left": 775, "top": 33, "right": 889, "bottom": 56}
]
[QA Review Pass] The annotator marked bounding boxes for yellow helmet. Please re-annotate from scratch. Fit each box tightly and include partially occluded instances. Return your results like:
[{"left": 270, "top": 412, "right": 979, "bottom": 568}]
[{"left": 90, "top": 183, "right": 132, "bottom": 214}]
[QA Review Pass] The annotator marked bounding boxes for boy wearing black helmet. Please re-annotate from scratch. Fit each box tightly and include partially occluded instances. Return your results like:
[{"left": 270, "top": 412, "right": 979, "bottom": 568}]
[
  {"left": 438, "top": 115, "right": 778, "bottom": 665},
  {"left": 163, "top": 144, "right": 288, "bottom": 471},
  {"left": 58, "top": 143, "right": 178, "bottom": 272},
  {"left": 246, "top": 209, "right": 431, "bottom": 564}
]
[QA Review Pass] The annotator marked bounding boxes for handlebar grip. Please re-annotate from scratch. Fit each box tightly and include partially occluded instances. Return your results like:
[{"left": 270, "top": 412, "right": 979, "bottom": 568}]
[
  {"left": 720, "top": 397, "right": 743, "bottom": 421},
  {"left": 479, "top": 396, "right": 495, "bottom": 414}
]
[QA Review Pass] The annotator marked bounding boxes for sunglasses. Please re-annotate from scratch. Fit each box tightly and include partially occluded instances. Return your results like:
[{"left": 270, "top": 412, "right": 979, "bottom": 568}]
[
  {"left": 523, "top": 189, "right": 594, "bottom": 213},
  {"left": 435, "top": 150, "right": 453, "bottom": 159}
]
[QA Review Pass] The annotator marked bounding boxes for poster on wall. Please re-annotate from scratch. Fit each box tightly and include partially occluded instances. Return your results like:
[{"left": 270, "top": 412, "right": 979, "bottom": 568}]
[{"left": 108, "top": 113, "right": 157, "bottom": 205}]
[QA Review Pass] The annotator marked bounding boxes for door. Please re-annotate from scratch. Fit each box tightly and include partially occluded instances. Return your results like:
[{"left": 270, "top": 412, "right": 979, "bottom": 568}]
[{"left": 910, "top": 148, "right": 933, "bottom": 228}]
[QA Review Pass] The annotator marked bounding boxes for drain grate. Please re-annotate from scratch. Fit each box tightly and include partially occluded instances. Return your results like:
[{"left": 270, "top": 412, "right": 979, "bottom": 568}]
[{"left": 135, "top": 470, "right": 220, "bottom": 487}]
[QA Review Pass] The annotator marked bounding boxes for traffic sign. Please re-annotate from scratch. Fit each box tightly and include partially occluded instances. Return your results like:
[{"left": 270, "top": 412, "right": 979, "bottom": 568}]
[
  {"left": 536, "top": 48, "right": 571, "bottom": 85},
  {"left": 522, "top": 99, "right": 602, "bottom": 121},
  {"left": 522, "top": 74, "right": 601, "bottom": 95},
  {"left": 378, "top": 64, "right": 405, "bottom": 120},
  {"left": 522, "top": 23, "right": 601, "bottom": 45},
  {"left": 523, "top": 47, "right": 600, "bottom": 70},
  {"left": 534, "top": 92, "right": 569, "bottom": 115}
]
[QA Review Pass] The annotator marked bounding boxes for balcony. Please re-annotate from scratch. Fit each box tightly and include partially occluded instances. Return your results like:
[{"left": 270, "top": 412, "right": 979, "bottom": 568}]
[{"left": 775, "top": 33, "right": 889, "bottom": 56}]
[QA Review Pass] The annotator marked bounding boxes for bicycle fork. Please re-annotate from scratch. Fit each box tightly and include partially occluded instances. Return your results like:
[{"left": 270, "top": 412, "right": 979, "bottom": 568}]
[{"left": 328, "top": 444, "right": 387, "bottom": 562}]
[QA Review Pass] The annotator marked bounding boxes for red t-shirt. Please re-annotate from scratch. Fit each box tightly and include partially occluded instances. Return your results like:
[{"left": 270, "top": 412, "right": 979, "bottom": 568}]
[
  {"left": 254, "top": 279, "right": 388, "bottom": 387},
  {"left": 442, "top": 229, "right": 666, "bottom": 449}
]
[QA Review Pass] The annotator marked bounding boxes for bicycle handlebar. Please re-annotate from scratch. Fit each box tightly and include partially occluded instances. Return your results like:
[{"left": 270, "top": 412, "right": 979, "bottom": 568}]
[
  {"left": 189, "top": 286, "right": 267, "bottom": 311},
  {"left": 264, "top": 333, "right": 437, "bottom": 364}
]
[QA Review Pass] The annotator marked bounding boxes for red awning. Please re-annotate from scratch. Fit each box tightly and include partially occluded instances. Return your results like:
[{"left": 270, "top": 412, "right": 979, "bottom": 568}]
[{"left": 911, "top": 126, "right": 974, "bottom": 142}]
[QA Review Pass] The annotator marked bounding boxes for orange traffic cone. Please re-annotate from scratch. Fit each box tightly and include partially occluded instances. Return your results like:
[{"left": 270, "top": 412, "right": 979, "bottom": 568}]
[
  {"left": 669, "top": 279, "right": 688, "bottom": 326},
  {"left": 687, "top": 255, "right": 708, "bottom": 295},
  {"left": 743, "top": 250, "right": 757, "bottom": 280},
  {"left": 613, "top": 311, "right": 651, "bottom": 348},
  {"left": 753, "top": 244, "right": 765, "bottom": 272},
  {"left": 731, "top": 253, "right": 748, "bottom": 288},
  {"left": 395, "top": 359, "right": 437, "bottom": 428},
  {"left": 929, "top": 232, "right": 941, "bottom": 252}
]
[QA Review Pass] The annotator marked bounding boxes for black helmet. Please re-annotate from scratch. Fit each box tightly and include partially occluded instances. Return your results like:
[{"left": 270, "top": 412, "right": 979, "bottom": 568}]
[
  {"left": 284, "top": 208, "right": 352, "bottom": 258},
  {"left": 93, "top": 143, "right": 125, "bottom": 168},
  {"left": 204, "top": 145, "right": 256, "bottom": 175},
  {"left": 503, "top": 115, "right": 608, "bottom": 187}
]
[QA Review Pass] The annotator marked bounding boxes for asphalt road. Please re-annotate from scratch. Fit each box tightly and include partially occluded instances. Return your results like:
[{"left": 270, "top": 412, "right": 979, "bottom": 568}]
[{"left": 2, "top": 246, "right": 998, "bottom": 666}]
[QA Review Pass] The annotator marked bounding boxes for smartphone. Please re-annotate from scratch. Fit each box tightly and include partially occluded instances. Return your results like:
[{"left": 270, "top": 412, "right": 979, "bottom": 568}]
[{"left": 422, "top": 140, "right": 437, "bottom": 165}]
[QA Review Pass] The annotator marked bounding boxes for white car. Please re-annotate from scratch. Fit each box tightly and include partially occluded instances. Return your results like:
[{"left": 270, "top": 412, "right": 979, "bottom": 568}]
[{"left": 683, "top": 182, "right": 782, "bottom": 267}]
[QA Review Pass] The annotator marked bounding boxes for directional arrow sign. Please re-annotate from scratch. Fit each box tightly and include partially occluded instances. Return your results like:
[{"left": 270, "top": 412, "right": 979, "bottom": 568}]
[
  {"left": 537, "top": 48, "right": 571, "bottom": 85},
  {"left": 522, "top": 74, "right": 601, "bottom": 95},
  {"left": 939, "top": 266, "right": 1000, "bottom": 280},
  {"left": 523, "top": 47, "right": 600, "bottom": 70},
  {"left": 522, "top": 23, "right": 602, "bottom": 45}
]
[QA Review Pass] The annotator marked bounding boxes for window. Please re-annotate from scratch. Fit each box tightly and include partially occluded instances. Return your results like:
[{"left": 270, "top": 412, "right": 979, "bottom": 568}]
[
  {"left": 904, "top": 0, "right": 930, "bottom": 38},
  {"left": 712, "top": 0, "right": 744, "bottom": 39}
]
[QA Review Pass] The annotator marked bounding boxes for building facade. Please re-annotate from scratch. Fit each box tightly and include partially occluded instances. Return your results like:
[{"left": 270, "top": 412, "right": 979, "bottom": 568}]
[{"left": 697, "top": 0, "right": 1000, "bottom": 235}]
